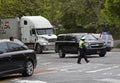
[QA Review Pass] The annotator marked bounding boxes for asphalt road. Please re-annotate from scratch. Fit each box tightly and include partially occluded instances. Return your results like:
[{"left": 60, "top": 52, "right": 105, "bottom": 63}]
[{"left": 1, "top": 49, "right": 120, "bottom": 83}]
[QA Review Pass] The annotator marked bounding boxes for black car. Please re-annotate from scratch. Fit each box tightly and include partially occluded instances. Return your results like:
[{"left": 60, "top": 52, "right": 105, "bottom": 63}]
[
  {"left": 0, "top": 40, "right": 37, "bottom": 77},
  {"left": 55, "top": 33, "right": 107, "bottom": 58}
]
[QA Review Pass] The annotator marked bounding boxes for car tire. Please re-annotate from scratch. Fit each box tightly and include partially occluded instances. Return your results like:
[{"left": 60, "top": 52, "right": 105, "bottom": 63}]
[
  {"left": 59, "top": 49, "right": 65, "bottom": 58},
  {"left": 99, "top": 51, "right": 106, "bottom": 57},
  {"left": 36, "top": 44, "right": 43, "bottom": 54},
  {"left": 22, "top": 60, "right": 34, "bottom": 77}
]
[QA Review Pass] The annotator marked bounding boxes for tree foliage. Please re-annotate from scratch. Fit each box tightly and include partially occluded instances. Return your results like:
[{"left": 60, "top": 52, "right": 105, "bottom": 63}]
[
  {"left": 100, "top": 0, "right": 120, "bottom": 38},
  {"left": 102, "top": 0, "right": 120, "bottom": 24},
  {"left": 0, "top": 0, "right": 119, "bottom": 38}
]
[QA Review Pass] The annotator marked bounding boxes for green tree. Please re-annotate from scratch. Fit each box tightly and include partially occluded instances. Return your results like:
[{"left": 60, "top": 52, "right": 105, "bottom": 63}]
[
  {"left": 101, "top": 0, "right": 120, "bottom": 24},
  {"left": 100, "top": 0, "right": 120, "bottom": 38},
  {"left": 0, "top": 0, "right": 104, "bottom": 25}
]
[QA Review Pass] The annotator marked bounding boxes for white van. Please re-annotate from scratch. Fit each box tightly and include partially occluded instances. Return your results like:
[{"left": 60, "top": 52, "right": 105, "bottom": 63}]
[{"left": 92, "top": 33, "right": 114, "bottom": 51}]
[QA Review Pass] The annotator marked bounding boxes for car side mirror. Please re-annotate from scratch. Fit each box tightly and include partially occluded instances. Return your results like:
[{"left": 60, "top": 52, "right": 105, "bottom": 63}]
[
  {"left": 0, "top": 51, "right": 3, "bottom": 54},
  {"left": 72, "top": 39, "right": 76, "bottom": 42}
]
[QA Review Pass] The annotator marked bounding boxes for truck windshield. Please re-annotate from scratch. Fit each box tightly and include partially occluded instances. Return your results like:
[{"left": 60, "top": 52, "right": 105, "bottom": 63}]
[{"left": 36, "top": 28, "right": 54, "bottom": 35}]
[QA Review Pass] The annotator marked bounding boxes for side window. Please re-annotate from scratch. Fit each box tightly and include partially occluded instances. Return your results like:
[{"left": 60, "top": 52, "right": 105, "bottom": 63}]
[
  {"left": 30, "top": 29, "right": 36, "bottom": 36},
  {"left": 57, "top": 36, "right": 65, "bottom": 41},
  {"left": 65, "top": 36, "right": 70, "bottom": 41},
  {"left": 71, "top": 37, "right": 76, "bottom": 41},
  {"left": 24, "top": 20, "right": 27, "bottom": 25},
  {"left": 102, "top": 35, "right": 106, "bottom": 40},
  {"left": 0, "top": 42, "right": 8, "bottom": 53},
  {"left": 65, "top": 36, "right": 75, "bottom": 41}
]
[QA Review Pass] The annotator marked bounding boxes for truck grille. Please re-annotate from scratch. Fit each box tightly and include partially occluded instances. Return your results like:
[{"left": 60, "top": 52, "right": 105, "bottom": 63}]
[
  {"left": 90, "top": 43, "right": 104, "bottom": 48},
  {"left": 48, "top": 38, "right": 57, "bottom": 42}
]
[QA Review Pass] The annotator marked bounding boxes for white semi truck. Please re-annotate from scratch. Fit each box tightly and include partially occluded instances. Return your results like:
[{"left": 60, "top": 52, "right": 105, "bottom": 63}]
[{"left": 0, "top": 16, "right": 57, "bottom": 53}]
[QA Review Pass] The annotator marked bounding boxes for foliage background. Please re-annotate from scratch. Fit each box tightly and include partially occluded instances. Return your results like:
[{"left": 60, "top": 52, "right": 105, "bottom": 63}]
[{"left": 0, "top": 0, "right": 120, "bottom": 39}]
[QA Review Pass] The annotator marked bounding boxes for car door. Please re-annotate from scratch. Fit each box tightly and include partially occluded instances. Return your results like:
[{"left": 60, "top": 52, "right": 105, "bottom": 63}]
[
  {"left": 0, "top": 42, "right": 13, "bottom": 74},
  {"left": 7, "top": 42, "right": 26, "bottom": 71},
  {"left": 67, "top": 36, "right": 77, "bottom": 53},
  {"left": 63, "top": 36, "right": 76, "bottom": 53}
]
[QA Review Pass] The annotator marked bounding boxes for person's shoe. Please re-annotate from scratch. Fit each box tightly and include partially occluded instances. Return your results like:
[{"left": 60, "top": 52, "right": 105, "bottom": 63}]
[
  {"left": 86, "top": 60, "right": 90, "bottom": 63},
  {"left": 77, "top": 62, "right": 81, "bottom": 64}
]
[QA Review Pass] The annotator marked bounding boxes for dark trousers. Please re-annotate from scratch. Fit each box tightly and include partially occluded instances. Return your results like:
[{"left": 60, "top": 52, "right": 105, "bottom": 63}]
[{"left": 77, "top": 48, "right": 89, "bottom": 63}]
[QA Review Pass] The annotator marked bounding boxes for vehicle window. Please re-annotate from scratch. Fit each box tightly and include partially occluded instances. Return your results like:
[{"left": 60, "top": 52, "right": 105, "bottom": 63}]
[
  {"left": 36, "top": 28, "right": 54, "bottom": 35},
  {"left": 65, "top": 36, "right": 71, "bottom": 41},
  {"left": 108, "top": 35, "right": 113, "bottom": 40},
  {"left": 7, "top": 42, "right": 26, "bottom": 52},
  {"left": 0, "top": 42, "right": 8, "bottom": 53},
  {"left": 57, "top": 36, "right": 65, "bottom": 41},
  {"left": 65, "top": 36, "right": 75, "bottom": 41},
  {"left": 76, "top": 35, "right": 82, "bottom": 42},
  {"left": 102, "top": 35, "right": 106, "bottom": 40},
  {"left": 31, "top": 28, "right": 36, "bottom": 35},
  {"left": 85, "top": 34, "right": 96, "bottom": 40},
  {"left": 71, "top": 37, "right": 76, "bottom": 41}
]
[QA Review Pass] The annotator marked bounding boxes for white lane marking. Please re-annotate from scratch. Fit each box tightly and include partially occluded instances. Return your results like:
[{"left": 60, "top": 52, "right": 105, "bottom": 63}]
[
  {"left": 103, "top": 73, "right": 112, "bottom": 75},
  {"left": 11, "top": 79, "right": 47, "bottom": 83},
  {"left": 96, "top": 78, "right": 120, "bottom": 83},
  {"left": 48, "top": 63, "right": 105, "bottom": 73},
  {"left": 48, "top": 64, "right": 75, "bottom": 70},
  {"left": 42, "top": 62, "right": 52, "bottom": 65},
  {"left": 86, "top": 66, "right": 119, "bottom": 73},
  {"left": 117, "top": 74, "right": 120, "bottom": 76}
]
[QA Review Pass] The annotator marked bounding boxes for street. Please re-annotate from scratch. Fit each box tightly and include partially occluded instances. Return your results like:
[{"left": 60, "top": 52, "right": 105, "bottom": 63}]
[{"left": 1, "top": 49, "right": 120, "bottom": 83}]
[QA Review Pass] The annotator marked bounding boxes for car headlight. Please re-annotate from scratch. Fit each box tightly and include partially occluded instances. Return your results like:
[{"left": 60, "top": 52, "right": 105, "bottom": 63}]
[
  {"left": 43, "top": 42, "right": 47, "bottom": 45},
  {"left": 103, "top": 42, "right": 106, "bottom": 46}
]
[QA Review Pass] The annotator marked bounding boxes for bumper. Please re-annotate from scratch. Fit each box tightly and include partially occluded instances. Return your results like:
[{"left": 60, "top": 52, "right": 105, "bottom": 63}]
[
  {"left": 86, "top": 47, "right": 106, "bottom": 55},
  {"left": 42, "top": 43, "right": 55, "bottom": 51}
]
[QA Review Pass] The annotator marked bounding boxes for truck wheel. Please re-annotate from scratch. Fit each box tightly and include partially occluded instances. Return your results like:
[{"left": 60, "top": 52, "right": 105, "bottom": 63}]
[
  {"left": 36, "top": 44, "right": 43, "bottom": 54},
  {"left": 22, "top": 60, "right": 34, "bottom": 77},
  {"left": 59, "top": 49, "right": 65, "bottom": 58}
]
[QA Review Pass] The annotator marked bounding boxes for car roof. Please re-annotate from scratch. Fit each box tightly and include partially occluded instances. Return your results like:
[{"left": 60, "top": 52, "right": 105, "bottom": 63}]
[
  {"left": 0, "top": 39, "right": 24, "bottom": 45},
  {"left": 0, "top": 39, "right": 10, "bottom": 43}
]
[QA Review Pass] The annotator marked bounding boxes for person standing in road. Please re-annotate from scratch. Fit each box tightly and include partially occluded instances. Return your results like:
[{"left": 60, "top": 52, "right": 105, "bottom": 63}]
[{"left": 77, "top": 37, "right": 89, "bottom": 64}]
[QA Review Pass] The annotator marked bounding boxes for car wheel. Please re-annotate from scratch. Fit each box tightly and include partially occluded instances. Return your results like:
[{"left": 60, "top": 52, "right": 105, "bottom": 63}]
[
  {"left": 36, "top": 44, "right": 43, "bottom": 54},
  {"left": 59, "top": 49, "right": 65, "bottom": 58},
  {"left": 22, "top": 60, "right": 34, "bottom": 77},
  {"left": 99, "top": 51, "right": 106, "bottom": 57}
]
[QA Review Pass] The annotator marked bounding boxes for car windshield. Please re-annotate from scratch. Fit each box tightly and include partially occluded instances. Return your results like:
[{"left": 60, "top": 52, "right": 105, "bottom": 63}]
[
  {"left": 36, "top": 28, "right": 54, "bottom": 35},
  {"left": 84, "top": 34, "right": 97, "bottom": 40},
  {"left": 76, "top": 34, "right": 97, "bottom": 42}
]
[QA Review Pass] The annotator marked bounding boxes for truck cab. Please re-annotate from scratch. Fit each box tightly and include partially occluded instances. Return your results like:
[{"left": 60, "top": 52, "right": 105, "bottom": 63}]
[{"left": 20, "top": 16, "right": 57, "bottom": 53}]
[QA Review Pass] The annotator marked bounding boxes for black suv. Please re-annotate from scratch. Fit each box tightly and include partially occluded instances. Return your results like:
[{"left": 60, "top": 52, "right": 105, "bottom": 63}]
[{"left": 55, "top": 33, "right": 106, "bottom": 58}]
